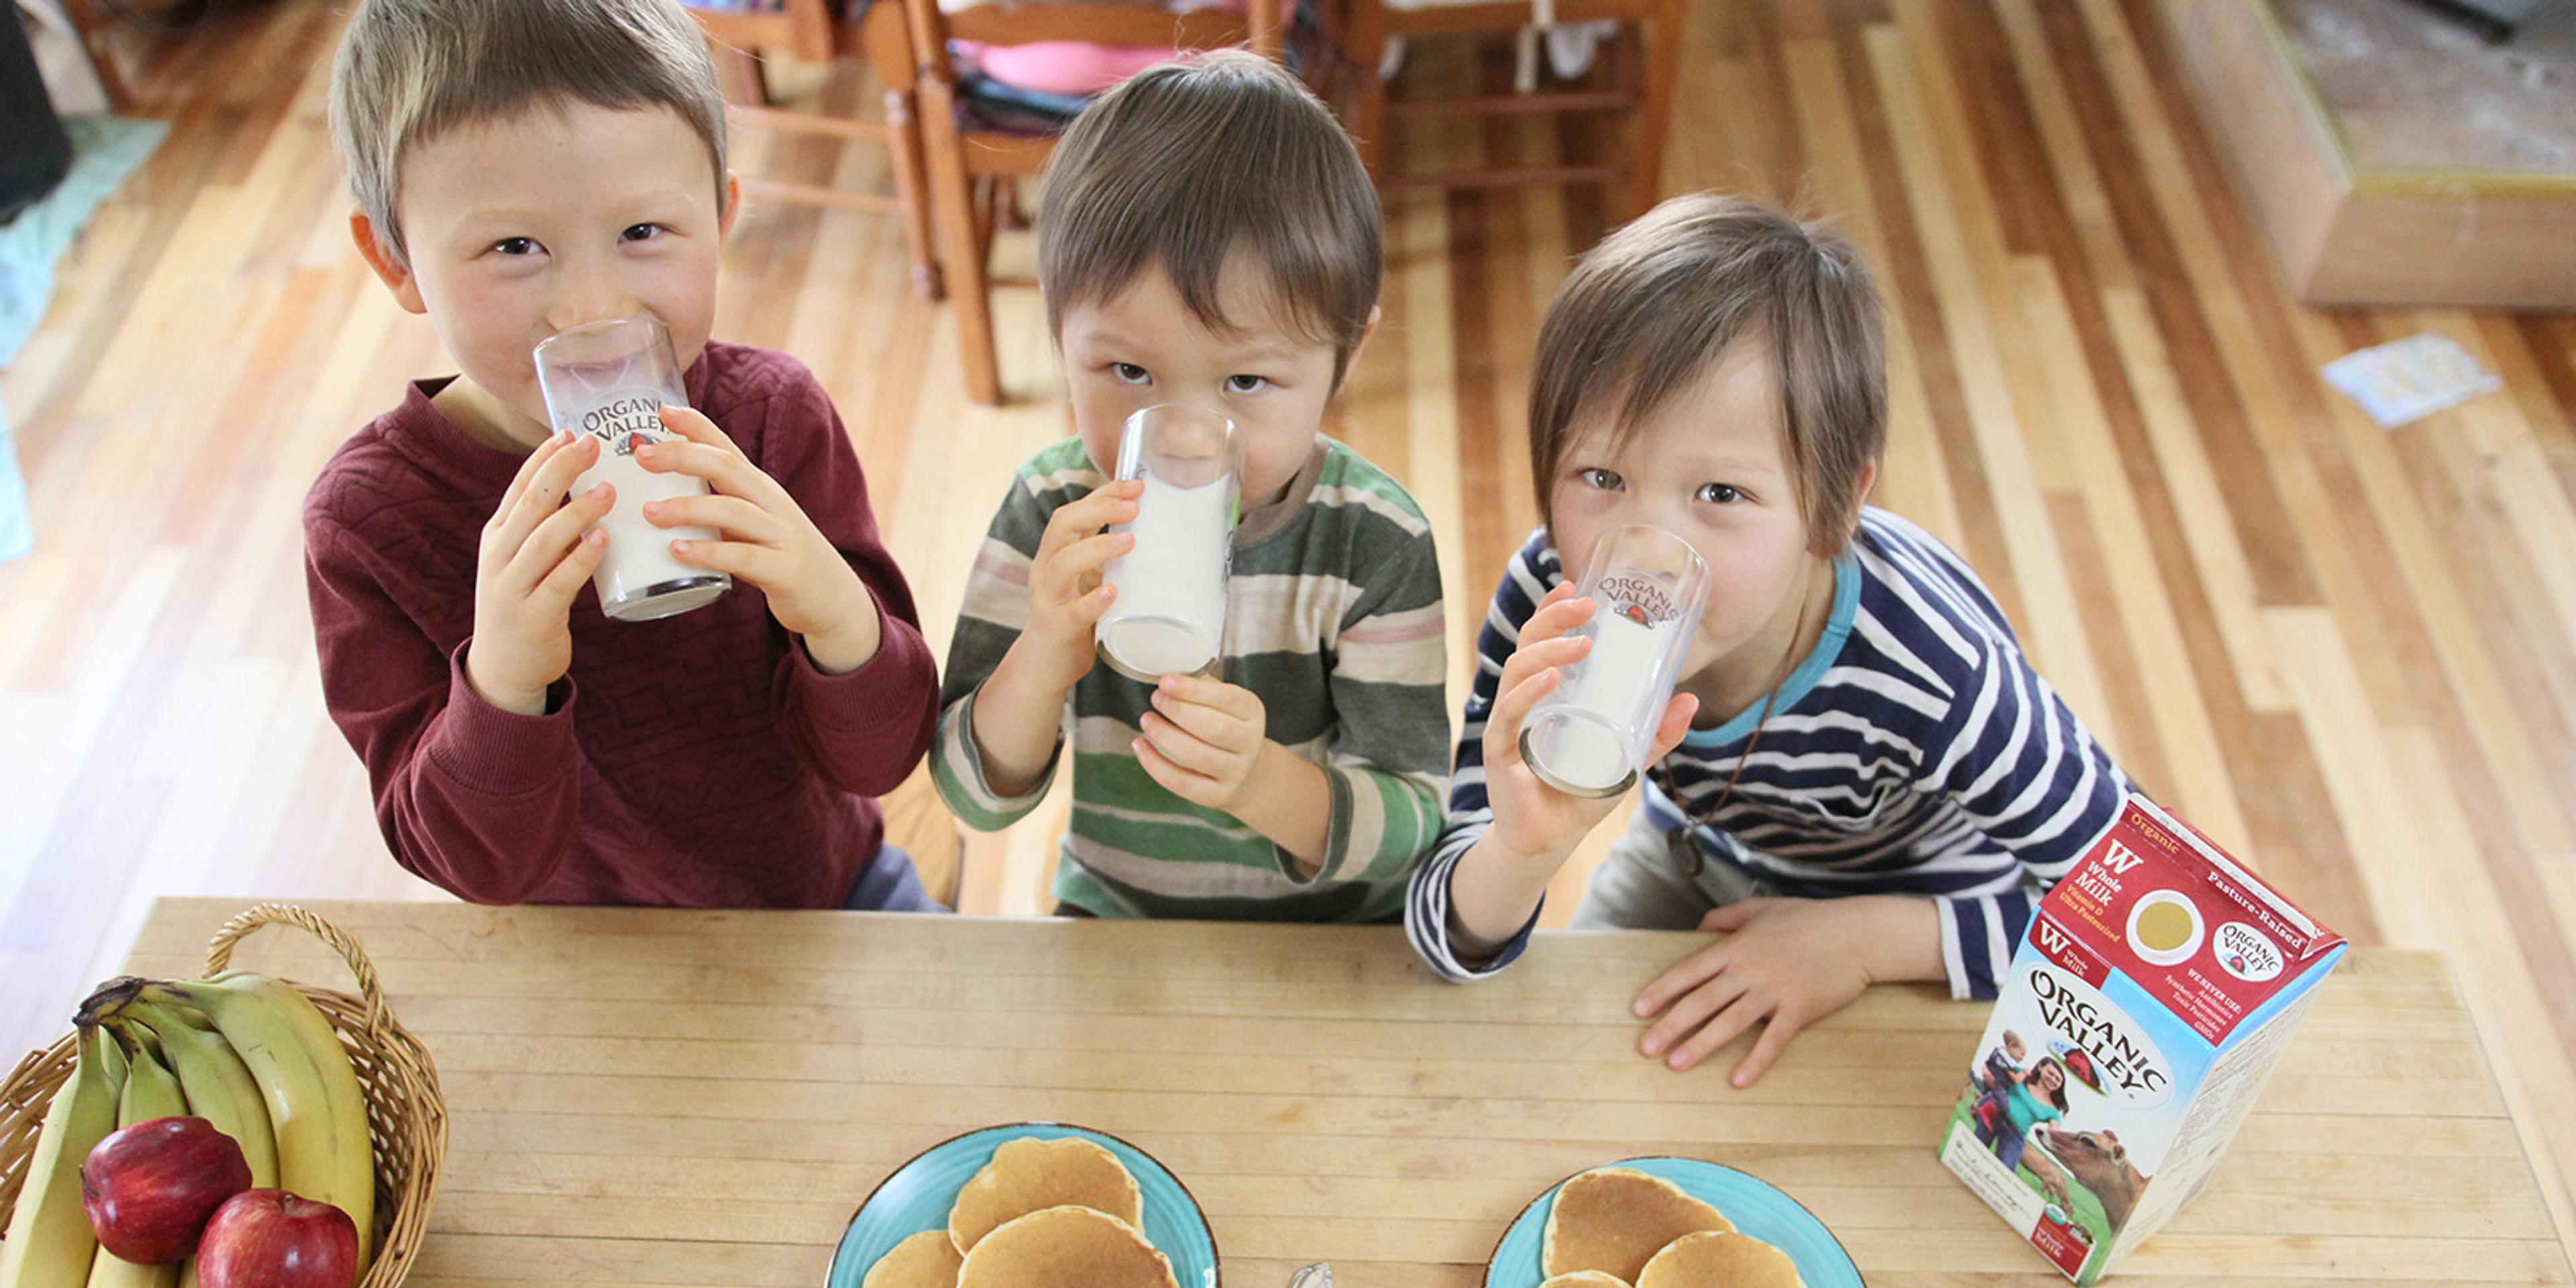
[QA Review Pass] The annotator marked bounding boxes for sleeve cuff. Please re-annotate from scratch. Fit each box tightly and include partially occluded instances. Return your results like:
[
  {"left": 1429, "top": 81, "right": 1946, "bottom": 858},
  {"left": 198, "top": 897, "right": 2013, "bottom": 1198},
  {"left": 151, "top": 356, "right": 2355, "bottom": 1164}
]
[
  {"left": 1405, "top": 849, "right": 1542, "bottom": 983},
  {"left": 787, "top": 584, "right": 937, "bottom": 735},
  {"left": 929, "top": 686, "right": 1060, "bottom": 830},
  {"left": 426, "top": 639, "right": 579, "bottom": 799}
]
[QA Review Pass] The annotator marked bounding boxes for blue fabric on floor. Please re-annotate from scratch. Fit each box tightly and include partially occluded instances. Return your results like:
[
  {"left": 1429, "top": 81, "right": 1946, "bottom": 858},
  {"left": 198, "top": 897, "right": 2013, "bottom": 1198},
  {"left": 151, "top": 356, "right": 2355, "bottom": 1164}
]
[
  {"left": 0, "top": 396, "right": 25, "bottom": 566},
  {"left": 1, "top": 115, "right": 165, "bottom": 566},
  {"left": 1, "top": 115, "right": 165, "bottom": 365}
]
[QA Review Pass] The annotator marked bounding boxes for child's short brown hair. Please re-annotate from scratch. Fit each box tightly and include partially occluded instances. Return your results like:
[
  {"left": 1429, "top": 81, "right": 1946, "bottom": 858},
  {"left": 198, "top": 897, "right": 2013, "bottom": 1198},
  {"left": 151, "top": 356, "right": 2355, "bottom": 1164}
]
[
  {"left": 1530, "top": 193, "right": 1886, "bottom": 552},
  {"left": 328, "top": 0, "right": 729, "bottom": 266},
  {"left": 1037, "top": 51, "right": 1381, "bottom": 386}
]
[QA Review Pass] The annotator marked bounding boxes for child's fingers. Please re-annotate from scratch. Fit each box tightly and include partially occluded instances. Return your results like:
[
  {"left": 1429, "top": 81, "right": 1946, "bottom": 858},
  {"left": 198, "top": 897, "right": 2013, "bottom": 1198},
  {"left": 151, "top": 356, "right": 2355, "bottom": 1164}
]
[
  {"left": 1696, "top": 899, "right": 1772, "bottom": 934},
  {"left": 1515, "top": 594, "right": 1597, "bottom": 649},
  {"left": 1138, "top": 712, "right": 1230, "bottom": 777},
  {"left": 1034, "top": 484, "right": 1143, "bottom": 561},
  {"left": 1146, "top": 692, "right": 1246, "bottom": 750},
  {"left": 1493, "top": 633, "right": 1590, "bottom": 700},
  {"left": 643, "top": 492, "right": 782, "bottom": 543},
  {"left": 1040, "top": 529, "right": 1136, "bottom": 592},
  {"left": 1059, "top": 581, "right": 1119, "bottom": 628},
  {"left": 1639, "top": 966, "right": 1747, "bottom": 1059},
  {"left": 1132, "top": 735, "right": 1216, "bottom": 806},
  {"left": 494, "top": 432, "right": 572, "bottom": 521},
  {"left": 491, "top": 435, "right": 596, "bottom": 557},
  {"left": 1666, "top": 991, "right": 1772, "bottom": 1073},
  {"left": 633, "top": 437, "right": 775, "bottom": 504},
  {"left": 669, "top": 537, "right": 781, "bottom": 585},
  {"left": 1633, "top": 938, "right": 1730, "bottom": 1020},
  {"left": 1159, "top": 674, "right": 1260, "bottom": 722},
  {"left": 1481, "top": 667, "right": 1564, "bottom": 767},
  {"left": 1730, "top": 1007, "right": 1808, "bottom": 1088},
  {"left": 655, "top": 403, "right": 736, "bottom": 451},
  {"left": 502, "top": 483, "right": 613, "bottom": 594},
  {"left": 528, "top": 529, "right": 609, "bottom": 613},
  {"left": 1644, "top": 692, "right": 1701, "bottom": 762}
]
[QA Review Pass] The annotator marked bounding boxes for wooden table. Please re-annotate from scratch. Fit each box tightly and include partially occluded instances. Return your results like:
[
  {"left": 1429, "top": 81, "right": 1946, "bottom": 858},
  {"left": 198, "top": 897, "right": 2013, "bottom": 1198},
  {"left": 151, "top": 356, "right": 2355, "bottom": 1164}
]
[{"left": 119, "top": 899, "right": 2574, "bottom": 1286}]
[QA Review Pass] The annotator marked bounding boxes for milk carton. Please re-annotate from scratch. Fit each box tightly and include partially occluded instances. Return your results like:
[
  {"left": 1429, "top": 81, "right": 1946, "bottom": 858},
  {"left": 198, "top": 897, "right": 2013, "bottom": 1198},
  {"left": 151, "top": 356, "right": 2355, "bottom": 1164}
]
[{"left": 1938, "top": 794, "right": 2347, "bottom": 1282}]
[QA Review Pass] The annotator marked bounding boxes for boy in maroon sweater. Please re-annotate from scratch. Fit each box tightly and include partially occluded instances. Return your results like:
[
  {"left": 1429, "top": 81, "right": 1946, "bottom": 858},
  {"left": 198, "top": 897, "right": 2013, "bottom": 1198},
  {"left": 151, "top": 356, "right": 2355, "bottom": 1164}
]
[{"left": 304, "top": 0, "right": 942, "bottom": 909}]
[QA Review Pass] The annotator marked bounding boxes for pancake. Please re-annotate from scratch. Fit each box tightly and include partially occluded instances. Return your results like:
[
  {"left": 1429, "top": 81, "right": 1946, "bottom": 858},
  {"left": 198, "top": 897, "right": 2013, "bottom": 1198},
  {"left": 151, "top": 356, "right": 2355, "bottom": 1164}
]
[
  {"left": 954, "top": 1205, "right": 1177, "bottom": 1288},
  {"left": 862, "top": 1230, "right": 963, "bottom": 1288},
  {"left": 1540, "top": 1274, "right": 1633, "bottom": 1287},
  {"left": 949, "top": 1137, "right": 1144, "bottom": 1254},
  {"left": 1542, "top": 1168, "right": 1735, "bottom": 1282},
  {"left": 1635, "top": 1230, "right": 1803, "bottom": 1288}
]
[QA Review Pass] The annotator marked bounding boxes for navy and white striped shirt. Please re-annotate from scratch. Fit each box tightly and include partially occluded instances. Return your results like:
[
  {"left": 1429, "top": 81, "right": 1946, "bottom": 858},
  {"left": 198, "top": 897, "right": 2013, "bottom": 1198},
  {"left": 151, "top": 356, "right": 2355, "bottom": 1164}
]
[{"left": 1407, "top": 509, "right": 2129, "bottom": 999}]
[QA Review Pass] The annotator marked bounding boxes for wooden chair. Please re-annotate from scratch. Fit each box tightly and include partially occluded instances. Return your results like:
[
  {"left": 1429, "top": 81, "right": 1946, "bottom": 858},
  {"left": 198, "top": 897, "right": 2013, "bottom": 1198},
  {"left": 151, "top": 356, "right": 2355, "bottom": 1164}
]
[
  {"left": 902, "top": 0, "right": 1285, "bottom": 404},
  {"left": 877, "top": 765, "right": 967, "bottom": 908},
  {"left": 686, "top": 0, "right": 944, "bottom": 298},
  {"left": 1329, "top": 0, "right": 1684, "bottom": 217},
  {"left": 28, "top": 0, "right": 131, "bottom": 110}
]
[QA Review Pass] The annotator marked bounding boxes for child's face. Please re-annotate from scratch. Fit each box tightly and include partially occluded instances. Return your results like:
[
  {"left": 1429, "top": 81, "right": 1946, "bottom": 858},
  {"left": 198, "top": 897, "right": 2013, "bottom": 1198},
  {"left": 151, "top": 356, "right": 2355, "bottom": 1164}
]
[
  {"left": 1548, "top": 341, "right": 1827, "bottom": 683},
  {"left": 2006, "top": 1036, "right": 2027, "bottom": 1059},
  {"left": 1059, "top": 256, "right": 1354, "bottom": 503},
  {"left": 359, "top": 101, "right": 734, "bottom": 440}
]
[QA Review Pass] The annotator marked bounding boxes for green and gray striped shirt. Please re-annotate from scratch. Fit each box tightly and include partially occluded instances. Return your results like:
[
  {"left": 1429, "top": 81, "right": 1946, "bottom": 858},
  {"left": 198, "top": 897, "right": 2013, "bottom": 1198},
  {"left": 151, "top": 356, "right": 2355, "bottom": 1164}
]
[{"left": 933, "top": 435, "right": 1450, "bottom": 921}]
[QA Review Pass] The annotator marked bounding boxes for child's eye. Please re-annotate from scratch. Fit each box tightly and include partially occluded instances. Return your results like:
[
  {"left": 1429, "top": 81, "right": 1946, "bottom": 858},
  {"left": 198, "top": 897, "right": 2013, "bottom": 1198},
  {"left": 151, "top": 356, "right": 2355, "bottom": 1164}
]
[
  {"left": 1696, "top": 483, "right": 1742, "bottom": 504},
  {"left": 493, "top": 237, "right": 542, "bottom": 257},
  {"left": 1225, "top": 374, "right": 1269, "bottom": 394},
  {"left": 1580, "top": 468, "right": 1624, "bottom": 491},
  {"left": 621, "top": 223, "right": 664, "bottom": 243},
  {"left": 1111, "top": 363, "right": 1150, "bottom": 386}
]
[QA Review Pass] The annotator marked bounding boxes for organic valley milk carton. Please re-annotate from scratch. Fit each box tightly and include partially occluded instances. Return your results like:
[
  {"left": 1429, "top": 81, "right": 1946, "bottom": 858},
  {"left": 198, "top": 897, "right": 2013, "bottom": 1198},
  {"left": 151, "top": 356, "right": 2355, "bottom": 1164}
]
[{"left": 1938, "top": 794, "right": 2347, "bottom": 1282}]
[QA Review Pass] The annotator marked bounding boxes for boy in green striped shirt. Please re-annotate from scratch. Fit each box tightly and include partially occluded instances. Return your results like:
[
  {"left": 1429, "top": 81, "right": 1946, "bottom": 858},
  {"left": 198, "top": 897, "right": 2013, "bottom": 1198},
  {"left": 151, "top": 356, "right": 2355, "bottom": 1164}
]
[{"left": 931, "top": 52, "right": 1450, "bottom": 921}]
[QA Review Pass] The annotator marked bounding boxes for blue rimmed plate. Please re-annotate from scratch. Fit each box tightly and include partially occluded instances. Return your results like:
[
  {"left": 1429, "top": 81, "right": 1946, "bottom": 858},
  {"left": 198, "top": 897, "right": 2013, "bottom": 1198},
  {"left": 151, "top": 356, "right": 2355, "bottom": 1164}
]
[
  {"left": 826, "top": 1123, "right": 1218, "bottom": 1288},
  {"left": 1484, "top": 1157, "right": 1861, "bottom": 1287}
]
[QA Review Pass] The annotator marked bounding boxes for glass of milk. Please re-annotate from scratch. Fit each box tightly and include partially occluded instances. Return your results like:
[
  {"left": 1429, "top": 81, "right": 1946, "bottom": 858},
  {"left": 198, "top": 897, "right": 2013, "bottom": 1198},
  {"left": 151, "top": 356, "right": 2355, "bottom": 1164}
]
[
  {"left": 532, "top": 316, "right": 731, "bottom": 623},
  {"left": 1517, "top": 523, "right": 1710, "bottom": 798},
  {"left": 1096, "top": 404, "right": 1240, "bottom": 681}
]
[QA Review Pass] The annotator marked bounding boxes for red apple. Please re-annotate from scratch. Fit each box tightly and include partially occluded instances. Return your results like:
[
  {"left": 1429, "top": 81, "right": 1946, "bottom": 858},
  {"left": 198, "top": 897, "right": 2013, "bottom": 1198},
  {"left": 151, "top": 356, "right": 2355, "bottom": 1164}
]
[
  {"left": 196, "top": 1190, "right": 360, "bottom": 1288},
  {"left": 81, "top": 1116, "right": 254, "bottom": 1264}
]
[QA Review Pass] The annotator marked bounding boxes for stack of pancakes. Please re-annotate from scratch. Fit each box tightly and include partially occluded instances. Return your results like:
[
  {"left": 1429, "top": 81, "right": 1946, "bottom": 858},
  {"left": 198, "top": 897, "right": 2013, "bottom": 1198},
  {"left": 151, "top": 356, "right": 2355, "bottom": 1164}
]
[
  {"left": 1537, "top": 1169, "right": 1803, "bottom": 1287},
  {"left": 865, "top": 1137, "right": 1180, "bottom": 1288}
]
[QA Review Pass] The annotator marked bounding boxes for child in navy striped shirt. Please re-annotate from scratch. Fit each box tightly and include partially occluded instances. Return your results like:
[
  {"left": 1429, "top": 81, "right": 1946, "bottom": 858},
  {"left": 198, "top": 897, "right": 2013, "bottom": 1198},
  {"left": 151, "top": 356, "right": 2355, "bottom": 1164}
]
[{"left": 1408, "top": 194, "right": 2128, "bottom": 1087}]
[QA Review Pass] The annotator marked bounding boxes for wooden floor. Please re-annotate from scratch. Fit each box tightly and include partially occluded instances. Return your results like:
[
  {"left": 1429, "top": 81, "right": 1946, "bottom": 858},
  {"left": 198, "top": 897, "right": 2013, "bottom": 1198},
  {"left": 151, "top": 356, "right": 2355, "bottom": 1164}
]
[{"left": 3, "top": 0, "right": 2572, "bottom": 1266}]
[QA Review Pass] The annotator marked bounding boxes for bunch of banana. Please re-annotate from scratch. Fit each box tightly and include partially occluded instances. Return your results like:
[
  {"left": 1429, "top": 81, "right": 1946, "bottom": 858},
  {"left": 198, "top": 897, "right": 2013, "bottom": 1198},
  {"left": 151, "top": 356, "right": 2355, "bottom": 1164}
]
[
  {"left": 70, "top": 973, "right": 374, "bottom": 1281},
  {"left": 0, "top": 1026, "right": 125, "bottom": 1288}
]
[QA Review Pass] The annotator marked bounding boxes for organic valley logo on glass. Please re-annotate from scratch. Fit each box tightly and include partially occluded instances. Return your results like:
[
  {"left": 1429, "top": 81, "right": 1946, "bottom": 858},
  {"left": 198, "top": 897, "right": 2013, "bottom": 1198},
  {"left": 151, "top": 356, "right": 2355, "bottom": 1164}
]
[
  {"left": 581, "top": 389, "right": 678, "bottom": 458},
  {"left": 1596, "top": 573, "right": 1682, "bottom": 629}
]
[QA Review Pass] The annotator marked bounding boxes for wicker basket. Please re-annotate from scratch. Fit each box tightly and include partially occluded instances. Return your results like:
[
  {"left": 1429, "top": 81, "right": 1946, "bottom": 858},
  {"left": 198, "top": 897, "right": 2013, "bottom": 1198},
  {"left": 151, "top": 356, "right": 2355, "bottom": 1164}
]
[{"left": 0, "top": 904, "right": 447, "bottom": 1287}]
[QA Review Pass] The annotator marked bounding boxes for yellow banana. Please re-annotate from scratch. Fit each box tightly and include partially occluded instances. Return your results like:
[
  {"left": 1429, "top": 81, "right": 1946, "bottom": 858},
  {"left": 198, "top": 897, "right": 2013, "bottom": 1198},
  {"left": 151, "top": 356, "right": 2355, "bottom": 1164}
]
[
  {"left": 124, "top": 1006, "right": 280, "bottom": 1189},
  {"left": 138, "top": 975, "right": 374, "bottom": 1277},
  {"left": 86, "top": 1032, "right": 184, "bottom": 1288},
  {"left": 0, "top": 1024, "right": 126, "bottom": 1288}
]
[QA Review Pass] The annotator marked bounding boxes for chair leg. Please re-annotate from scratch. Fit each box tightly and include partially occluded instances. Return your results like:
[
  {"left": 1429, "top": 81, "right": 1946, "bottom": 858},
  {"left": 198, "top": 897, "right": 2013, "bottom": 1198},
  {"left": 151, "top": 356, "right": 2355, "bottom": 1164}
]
[
  {"left": 918, "top": 79, "right": 1003, "bottom": 404},
  {"left": 1631, "top": 0, "right": 1684, "bottom": 217},
  {"left": 54, "top": 0, "right": 131, "bottom": 111},
  {"left": 716, "top": 44, "right": 772, "bottom": 107},
  {"left": 1345, "top": 8, "right": 1391, "bottom": 180},
  {"left": 883, "top": 88, "right": 945, "bottom": 300}
]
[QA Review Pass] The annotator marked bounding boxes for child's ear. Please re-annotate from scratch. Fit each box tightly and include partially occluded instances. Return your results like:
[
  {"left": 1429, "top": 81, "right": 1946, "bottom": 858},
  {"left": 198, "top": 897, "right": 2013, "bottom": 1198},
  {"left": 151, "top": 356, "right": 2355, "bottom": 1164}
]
[
  {"left": 718, "top": 170, "right": 742, "bottom": 241},
  {"left": 349, "top": 210, "right": 427, "bottom": 316}
]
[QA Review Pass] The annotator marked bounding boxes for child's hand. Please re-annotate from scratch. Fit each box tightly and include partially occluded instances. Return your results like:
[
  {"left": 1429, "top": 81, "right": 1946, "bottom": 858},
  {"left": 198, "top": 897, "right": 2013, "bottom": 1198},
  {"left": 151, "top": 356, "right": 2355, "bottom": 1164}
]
[
  {"left": 635, "top": 406, "right": 880, "bottom": 672},
  {"left": 1481, "top": 585, "right": 1699, "bottom": 871},
  {"left": 1010, "top": 479, "right": 1144, "bottom": 696},
  {"left": 1631, "top": 894, "right": 1937, "bottom": 1087},
  {"left": 466, "top": 431, "right": 613, "bottom": 715},
  {"left": 1134, "top": 674, "right": 1269, "bottom": 811}
]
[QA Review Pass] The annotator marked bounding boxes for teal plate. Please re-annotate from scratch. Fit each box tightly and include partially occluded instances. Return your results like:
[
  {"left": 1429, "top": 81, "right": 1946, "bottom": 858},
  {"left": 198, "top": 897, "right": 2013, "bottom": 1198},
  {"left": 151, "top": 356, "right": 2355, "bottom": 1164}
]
[
  {"left": 1484, "top": 1158, "right": 1862, "bottom": 1287},
  {"left": 826, "top": 1123, "right": 1218, "bottom": 1287}
]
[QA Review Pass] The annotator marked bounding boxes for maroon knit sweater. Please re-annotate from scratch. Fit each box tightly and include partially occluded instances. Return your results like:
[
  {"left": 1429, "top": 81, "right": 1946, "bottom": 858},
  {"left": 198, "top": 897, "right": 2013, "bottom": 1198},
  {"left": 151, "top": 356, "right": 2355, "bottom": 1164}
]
[{"left": 302, "top": 342, "right": 937, "bottom": 908}]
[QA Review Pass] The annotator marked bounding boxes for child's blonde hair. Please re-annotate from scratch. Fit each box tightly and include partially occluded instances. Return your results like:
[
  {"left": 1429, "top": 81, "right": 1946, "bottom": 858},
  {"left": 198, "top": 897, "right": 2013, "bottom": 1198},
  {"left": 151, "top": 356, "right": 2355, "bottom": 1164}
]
[
  {"left": 1037, "top": 50, "right": 1382, "bottom": 386},
  {"left": 1530, "top": 193, "right": 1887, "bottom": 553},
  {"left": 328, "top": 0, "right": 728, "bottom": 266}
]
